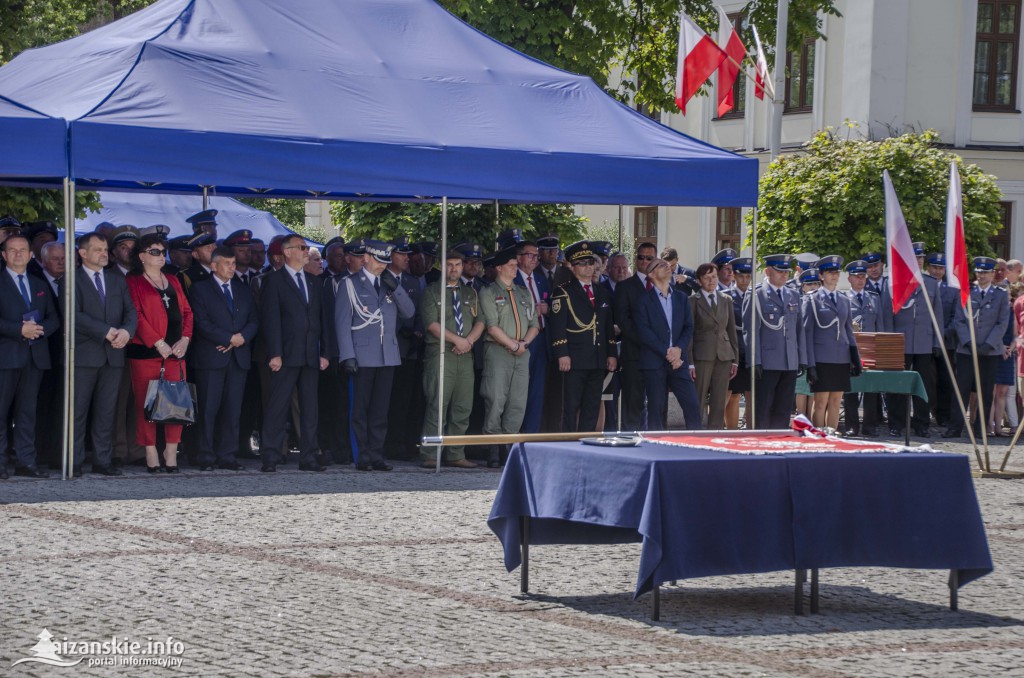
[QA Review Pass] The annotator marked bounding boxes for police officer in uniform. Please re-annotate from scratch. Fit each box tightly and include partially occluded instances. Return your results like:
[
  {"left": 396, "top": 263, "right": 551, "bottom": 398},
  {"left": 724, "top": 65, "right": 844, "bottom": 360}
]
[
  {"left": 177, "top": 231, "right": 216, "bottom": 294},
  {"left": 926, "top": 252, "right": 959, "bottom": 427},
  {"left": 843, "top": 260, "right": 881, "bottom": 436},
  {"left": 943, "top": 257, "right": 1011, "bottom": 438},
  {"left": 479, "top": 245, "right": 539, "bottom": 467},
  {"left": 186, "top": 209, "right": 219, "bottom": 240},
  {"left": 420, "top": 249, "right": 484, "bottom": 468},
  {"left": 712, "top": 248, "right": 738, "bottom": 292},
  {"left": 164, "top": 235, "right": 193, "bottom": 276},
  {"left": 548, "top": 241, "right": 617, "bottom": 433},
  {"left": 743, "top": 254, "right": 806, "bottom": 429},
  {"left": 725, "top": 257, "right": 752, "bottom": 429},
  {"left": 862, "top": 252, "right": 887, "bottom": 296}
]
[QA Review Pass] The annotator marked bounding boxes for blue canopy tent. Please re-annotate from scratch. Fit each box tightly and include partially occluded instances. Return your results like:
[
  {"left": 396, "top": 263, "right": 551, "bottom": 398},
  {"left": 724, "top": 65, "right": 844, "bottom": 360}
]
[
  {"left": 0, "top": 0, "right": 760, "bottom": 477},
  {"left": 77, "top": 192, "right": 322, "bottom": 246},
  {"left": 0, "top": 95, "right": 66, "bottom": 182}
]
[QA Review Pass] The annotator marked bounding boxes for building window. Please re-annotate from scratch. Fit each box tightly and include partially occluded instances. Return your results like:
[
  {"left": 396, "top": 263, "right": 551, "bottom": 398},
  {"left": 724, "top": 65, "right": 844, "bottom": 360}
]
[
  {"left": 784, "top": 37, "right": 815, "bottom": 113},
  {"left": 717, "top": 13, "right": 747, "bottom": 120},
  {"left": 974, "top": 0, "right": 1021, "bottom": 110},
  {"left": 716, "top": 207, "right": 742, "bottom": 252},
  {"left": 634, "top": 207, "right": 658, "bottom": 246},
  {"left": 991, "top": 201, "right": 1013, "bottom": 258}
]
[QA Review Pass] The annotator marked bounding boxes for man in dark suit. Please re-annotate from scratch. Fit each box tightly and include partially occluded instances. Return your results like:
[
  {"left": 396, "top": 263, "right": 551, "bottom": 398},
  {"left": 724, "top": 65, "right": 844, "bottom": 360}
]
[
  {"left": 384, "top": 236, "right": 425, "bottom": 460},
  {"left": 317, "top": 237, "right": 353, "bottom": 465},
  {"left": 259, "top": 235, "right": 329, "bottom": 472},
  {"left": 513, "top": 239, "right": 550, "bottom": 433},
  {"left": 548, "top": 241, "right": 617, "bottom": 433},
  {"left": 72, "top": 232, "right": 138, "bottom": 476},
  {"left": 634, "top": 258, "right": 702, "bottom": 430},
  {"left": 191, "top": 246, "right": 259, "bottom": 471},
  {"left": 613, "top": 242, "right": 658, "bottom": 431},
  {"left": 35, "top": 240, "right": 65, "bottom": 468},
  {"left": 0, "top": 234, "right": 60, "bottom": 479}
]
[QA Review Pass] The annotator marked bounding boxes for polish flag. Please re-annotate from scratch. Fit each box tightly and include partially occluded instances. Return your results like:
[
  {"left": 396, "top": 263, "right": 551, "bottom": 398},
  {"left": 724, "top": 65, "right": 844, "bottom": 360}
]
[
  {"left": 883, "top": 170, "right": 924, "bottom": 314},
  {"left": 751, "top": 24, "right": 774, "bottom": 101},
  {"left": 716, "top": 9, "right": 748, "bottom": 117},
  {"left": 944, "top": 160, "right": 970, "bottom": 308},
  {"left": 675, "top": 11, "right": 727, "bottom": 115}
]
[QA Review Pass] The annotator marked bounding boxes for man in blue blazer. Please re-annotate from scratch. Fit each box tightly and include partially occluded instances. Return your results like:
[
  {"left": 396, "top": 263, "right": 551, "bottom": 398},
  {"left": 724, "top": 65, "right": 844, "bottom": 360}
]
[
  {"left": 0, "top": 233, "right": 59, "bottom": 478},
  {"left": 191, "top": 246, "right": 260, "bottom": 471},
  {"left": 634, "top": 259, "right": 702, "bottom": 430},
  {"left": 72, "top": 232, "right": 137, "bottom": 476}
]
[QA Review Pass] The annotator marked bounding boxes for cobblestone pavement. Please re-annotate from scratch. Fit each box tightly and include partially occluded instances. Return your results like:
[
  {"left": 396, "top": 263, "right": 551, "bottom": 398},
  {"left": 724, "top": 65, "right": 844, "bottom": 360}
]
[{"left": 1, "top": 432, "right": 1023, "bottom": 677}]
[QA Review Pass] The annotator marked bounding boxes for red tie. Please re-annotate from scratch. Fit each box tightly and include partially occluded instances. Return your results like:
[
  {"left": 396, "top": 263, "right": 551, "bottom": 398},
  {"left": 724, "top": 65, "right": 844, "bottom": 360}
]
[
  {"left": 584, "top": 283, "right": 595, "bottom": 306},
  {"left": 645, "top": 277, "right": 653, "bottom": 291}
]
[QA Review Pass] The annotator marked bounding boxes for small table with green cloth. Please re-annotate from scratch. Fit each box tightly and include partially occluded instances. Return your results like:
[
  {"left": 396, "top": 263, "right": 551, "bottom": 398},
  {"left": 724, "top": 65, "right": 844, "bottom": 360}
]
[{"left": 796, "top": 370, "right": 928, "bottom": 445}]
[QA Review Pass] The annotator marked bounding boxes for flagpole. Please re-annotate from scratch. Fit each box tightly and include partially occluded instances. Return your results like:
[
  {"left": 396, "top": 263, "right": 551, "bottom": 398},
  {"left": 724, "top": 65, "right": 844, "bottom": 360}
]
[
  {"left": 999, "top": 409, "right": 1024, "bottom": 471},
  {"left": 965, "top": 294, "right": 991, "bottom": 469},
  {"left": 749, "top": 207, "right": 758, "bottom": 429},
  {"left": 769, "top": 0, "right": 789, "bottom": 160},
  {"left": 918, "top": 280, "right": 984, "bottom": 469}
]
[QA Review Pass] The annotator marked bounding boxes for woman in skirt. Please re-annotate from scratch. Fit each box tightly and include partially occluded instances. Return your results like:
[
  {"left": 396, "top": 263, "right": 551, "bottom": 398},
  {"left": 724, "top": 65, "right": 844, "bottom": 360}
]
[{"left": 802, "top": 256, "right": 862, "bottom": 431}]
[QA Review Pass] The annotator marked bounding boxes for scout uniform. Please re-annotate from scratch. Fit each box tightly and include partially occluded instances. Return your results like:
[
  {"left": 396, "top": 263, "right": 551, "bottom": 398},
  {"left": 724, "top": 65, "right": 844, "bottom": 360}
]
[{"left": 419, "top": 267, "right": 482, "bottom": 466}]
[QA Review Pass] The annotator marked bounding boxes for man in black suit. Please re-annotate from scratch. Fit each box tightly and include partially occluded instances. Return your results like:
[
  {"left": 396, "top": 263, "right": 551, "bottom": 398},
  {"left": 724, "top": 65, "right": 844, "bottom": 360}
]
[
  {"left": 259, "top": 234, "right": 329, "bottom": 472},
  {"left": 0, "top": 234, "right": 59, "bottom": 479},
  {"left": 190, "top": 246, "right": 259, "bottom": 471},
  {"left": 36, "top": 241, "right": 65, "bottom": 469},
  {"left": 317, "top": 238, "right": 352, "bottom": 465},
  {"left": 613, "top": 242, "right": 658, "bottom": 431},
  {"left": 72, "top": 232, "right": 137, "bottom": 476}
]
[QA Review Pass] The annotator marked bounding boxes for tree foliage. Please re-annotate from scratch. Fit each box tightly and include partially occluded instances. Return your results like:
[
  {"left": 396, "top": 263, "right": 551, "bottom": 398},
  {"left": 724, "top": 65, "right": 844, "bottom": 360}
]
[
  {"left": 0, "top": 188, "right": 101, "bottom": 224},
  {"left": 752, "top": 129, "right": 1004, "bottom": 262}
]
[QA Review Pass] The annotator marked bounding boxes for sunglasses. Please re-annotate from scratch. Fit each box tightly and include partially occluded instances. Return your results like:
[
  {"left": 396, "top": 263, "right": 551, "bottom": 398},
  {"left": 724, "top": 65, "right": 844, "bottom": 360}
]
[
  {"left": 144, "top": 248, "right": 166, "bottom": 257},
  {"left": 285, "top": 245, "right": 310, "bottom": 251},
  {"left": 636, "top": 255, "right": 655, "bottom": 261}
]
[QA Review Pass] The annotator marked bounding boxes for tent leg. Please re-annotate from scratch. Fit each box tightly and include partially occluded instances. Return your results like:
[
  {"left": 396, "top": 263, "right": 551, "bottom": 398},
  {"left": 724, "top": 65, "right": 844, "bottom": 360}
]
[
  {"left": 749, "top": 207, "right": 758, "bottom": 429},
  {"left": 62, "top": 179, "right": 77, "bottom": 481},
  {"left": 617, "top": 204, "right": 624, "bottom": 253},
  {"left": 435, "top": 197, "right": 448, "bottom": 474}
]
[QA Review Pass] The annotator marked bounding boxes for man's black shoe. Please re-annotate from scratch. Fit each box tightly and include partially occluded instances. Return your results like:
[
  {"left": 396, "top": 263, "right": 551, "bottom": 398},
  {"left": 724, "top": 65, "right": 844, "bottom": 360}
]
[
  {"left": 198, "top": 464, "right": 216, "bottom": 471},
  {"left": 861, "top": 427, "right": 878, "bottom": 437},
  {"left": 356, "top": 463, "right": 373, "bottom": 471},
  {"left": 217, "top": 461, "right": 245, "bottom": 471},
  {"left": 15, "top": 467, "right": 49, "bottom": 478},
  {"left": 261, "top": 465, "right": 277, "bottom": 473},
  {"left": 888, "top": 427, "right": 903, "bottom": 437},
  {"left": 370, "top": 461, "right": 393, "bottom": 472},
  {"left": 843, "top": 428, "right": 860, "bottom": 437},
  {"left": 93, "top": 465, "right": 124, "bottom": 476},
  {"left": 912, "top": 426, "right": 931, "bottom": 438},
  {"left": 941, "top": 428, "right": 962, "bottom": 438},
  {"left": 299, "top": 463, "right": 327, "bottom": 472}
]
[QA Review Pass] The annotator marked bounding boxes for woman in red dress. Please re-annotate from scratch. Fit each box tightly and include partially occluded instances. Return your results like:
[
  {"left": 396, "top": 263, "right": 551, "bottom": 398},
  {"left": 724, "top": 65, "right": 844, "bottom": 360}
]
[{"left": 126, "top": 233, "right": 193, "bottom": 473}]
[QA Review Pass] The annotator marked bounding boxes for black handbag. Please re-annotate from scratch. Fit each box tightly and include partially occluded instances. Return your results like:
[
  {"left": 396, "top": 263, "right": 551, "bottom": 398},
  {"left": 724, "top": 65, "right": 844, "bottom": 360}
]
[{"left": 144, "top": 361, "right": 197, "bottom": 425}]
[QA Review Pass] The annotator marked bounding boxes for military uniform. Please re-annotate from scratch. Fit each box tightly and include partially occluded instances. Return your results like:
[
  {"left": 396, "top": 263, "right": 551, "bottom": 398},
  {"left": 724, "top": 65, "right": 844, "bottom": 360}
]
[
  {"left": 927, "top": 254, "right": 961, "bottom": 427},
  {"left": 842, "top": 267, "right": 881, "bottom": 435},
  {"left": 479, "top": 275, "right": 538, "bottom": 438},
  {"left": 420, "top": 278, "right": 482, "bottom": 465}
]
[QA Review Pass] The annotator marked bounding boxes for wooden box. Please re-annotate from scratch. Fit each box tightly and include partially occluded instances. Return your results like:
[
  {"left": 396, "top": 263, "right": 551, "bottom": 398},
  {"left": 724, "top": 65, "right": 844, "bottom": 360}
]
[{"left": 853, "top": 332, "right": 905, "bottom": 370}]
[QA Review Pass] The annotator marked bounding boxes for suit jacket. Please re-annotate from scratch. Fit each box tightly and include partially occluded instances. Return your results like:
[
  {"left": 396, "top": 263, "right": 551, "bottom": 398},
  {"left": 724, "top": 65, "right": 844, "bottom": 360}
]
[
  {"left": 0, "top": 269, "right": 60, "bottom": 370},
  {"left": 74, "top": 266, "right": 138, "bottom": 368},
  {"left": 127, "top": 273, "right": 194, "bottom": 350},
  {"left": 802, "top": 288, "right": 857, "bottom": 365},
  {"left": 259, "top": 266, "right": 325, "bottom": 367},
  {"left": 335, "top": 271, "right": 415, "bottom": 367},
  {"left": 548, "top": 279, "right": 614, "bottom": 368},
  {"left": 42, "top": 272, "right": 63, "bottom": 368},
  {"left": 880, "top": 275, "right": 943, "bottom": 353},
  {"left": 319, "top": 270, "right": 346, "bottom": 361},
  {"left": 190, "top": 275, "right": 259, "bottom": 369},
  {"left": 391, "top": 271, "right": 423, "bottom": 360},
  {"left": 691, "top": 289, "right": 738, "bottom": 363},
  {"left": 612, "top": 273, "right": 648, "bottom": 363},
  {"left": 954, "top": 284, "right": 1010, "bottom": 356},
  {"left": 743, "top": 283, "right": 806, "bottom": 370},
  {"left": 634, "top": 287, "right": 694, "bottom": 374},
  {"left": 514, "top": 268, "right": 550, "bottom": 330}
]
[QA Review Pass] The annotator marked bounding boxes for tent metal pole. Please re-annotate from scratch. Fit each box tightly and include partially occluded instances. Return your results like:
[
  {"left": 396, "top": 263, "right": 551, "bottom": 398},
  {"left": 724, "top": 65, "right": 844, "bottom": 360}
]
[
  {"left": 617, "top": 205, "right": 624, "bottom": 252},
  {"left": 750, "top": 207, "right": 758, "bottom": 430},
  {"left": 202, "top": 185, "right": 209, "bottom": 210},
  {"left": 435, "top": 196, "right": 448, "bottom": 474},
  {"left": 62, "top": 178, "right": 76, "bottom": 481}
]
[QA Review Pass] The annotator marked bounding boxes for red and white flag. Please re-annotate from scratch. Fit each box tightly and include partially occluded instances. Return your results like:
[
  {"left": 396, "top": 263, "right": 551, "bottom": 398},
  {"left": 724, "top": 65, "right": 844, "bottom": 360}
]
[
  {"left": 716, "top": 9, "right": 748, "bottom": 117},
  {"left": 944, "top": 160, "right": 970, "bottom": 308},
  {"left": 751, "top": 24, "right": 774, "bottom": 100},
  {"left": 883, "top": 169, "right": 924, "bottom": 314},
  {"left": 675, "top": 11, "right": 727, "bottom": 115}
]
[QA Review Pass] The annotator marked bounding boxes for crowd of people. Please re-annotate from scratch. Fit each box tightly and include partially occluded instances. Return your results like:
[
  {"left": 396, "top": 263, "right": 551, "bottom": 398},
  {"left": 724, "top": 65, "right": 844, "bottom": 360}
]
[{"left": 0, "top": 209, "right": 1017, "bottom": 480}]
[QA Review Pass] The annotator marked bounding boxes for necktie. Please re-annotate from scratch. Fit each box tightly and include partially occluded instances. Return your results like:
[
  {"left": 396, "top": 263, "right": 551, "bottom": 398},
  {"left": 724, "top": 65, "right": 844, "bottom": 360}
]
[
  {"left": 506, "top": 287, "right": 522, "bottom": 340},
  {"left": 94, "top": 271, "right": 106, "bottom": 305},
  {"left": 295, "top": 271, "right": 308, "bottom": 302},
  {"left": 527, "top": 275, "right": 544, "bottom": 329},
  {"left": 584, "top": 283, "right": 595, "bottom": 306},
  {"left": 17, "top": 274, "right": 31, "bottom": 308},
  {"left": 645, "top": 277, "right": 653, "bottom": 291},
  {"left": 857, "top": 292, "right": 863, "bottom": 305},
  {"left": 223, "top": 283, "right": 235, "bottom": 313},
  {"left": 980, "top": 289, "right": 986, "bottom": 301},
  {"left": 374, "top": 277, "right": 381, "bottom": 295},
  {"left": 776, "top": 287, "right": 783, "bottom": 303},
  {"left": 829, "top": 292, "right": 836, "bottom": 306},
  {"left": 450, "top": 286, "right": 463, "bottom": 335},
  {"left": 546, "top": 269, "right": 554, "bottom": 291}
]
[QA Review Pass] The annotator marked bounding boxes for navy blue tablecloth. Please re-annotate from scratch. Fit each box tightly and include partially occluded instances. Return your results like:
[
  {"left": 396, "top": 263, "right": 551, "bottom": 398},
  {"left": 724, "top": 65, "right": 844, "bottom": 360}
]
[{"left": 487, "top": 441, "right": 992, "bottom": 598}]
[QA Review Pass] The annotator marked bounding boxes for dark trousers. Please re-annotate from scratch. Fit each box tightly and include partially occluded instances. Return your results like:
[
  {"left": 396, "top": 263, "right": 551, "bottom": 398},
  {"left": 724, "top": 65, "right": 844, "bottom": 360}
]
[
  {"left": 352, "top": 366, "right": 396, "bottom": 465},
  {"left": 643, "top": 367, "right": 702, "bottom": 430},
  {"left": 754, "top": 369, "right": 797, "bottom": 430},
  {"left": 618, "top": 361, "right": 647, "bottom": 431},
  {"left": 521, "top": 331, "right": 547, "bottom": 433},
  {"left": 36, "top": 365, "right": 63, "bottom": 467},
  {"left": 0, "top": 365, "right": 43, "bottom": 471},
  {"left": 562, "top": 368, "right": 605, "bottom": 433},
  {"left": 540, "top": 359, "right": 564, "bottom": 432},
  {"left": 934, "top": 349, "right": 956, "bottom": 425},
  {"left": 842, "top": 392, "right": 879, "bottom": 432},
  {"left": 889, "top": 353, "right": 936, "bottom": 431},
  {"left": 74, "top": 364, "right": 123, "bottom": 469},
  {"left": 196, "top": 362, "right": 249, "bottom": 465},
  {"left": 237, "top": 362, "right": 262, "bottom": 454},
  {"left": 384, "top": 357, "right": 422, "bottom": 459},
  {"left": 948, "top": 353, "right": 999, "bottom": 433},
  {"left": 261, "top": 365, "right": 319, "bottom": 467},
  {"left": 318, "top": 360, "right": 351, "bottom": 463}
]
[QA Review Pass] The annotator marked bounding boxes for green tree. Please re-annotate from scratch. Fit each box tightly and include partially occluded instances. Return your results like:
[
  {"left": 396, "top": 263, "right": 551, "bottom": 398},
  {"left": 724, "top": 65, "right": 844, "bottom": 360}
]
[
  {"left": 332, "top": 201, "right": 586, "bottom": 249},
  {"left": 751, "top": 129, "right": 1004, "bottom": 262},
  {"left": 236, "top": 197, "right": 327, "bottom": 243}
]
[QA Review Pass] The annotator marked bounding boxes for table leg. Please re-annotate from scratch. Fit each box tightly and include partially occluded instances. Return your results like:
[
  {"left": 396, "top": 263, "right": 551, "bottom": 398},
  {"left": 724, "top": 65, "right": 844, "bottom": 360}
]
[
  {"left": 810, "top": 568, "right": 819, "bottom": 614},
  {"left": 520, "top": 516, "right": 530, "bottom": 594},
  {"left": 905, "top": 394, "right": 911, "bottom": 446},
  {"left": 949, "top": 570, "right": 958, "bottom": 611},
  {"left": 652, "top": 584, "right": 660, "bottom": 621},
  {"left": 794, "top": 569, "right": 805, "bottom": 615}
]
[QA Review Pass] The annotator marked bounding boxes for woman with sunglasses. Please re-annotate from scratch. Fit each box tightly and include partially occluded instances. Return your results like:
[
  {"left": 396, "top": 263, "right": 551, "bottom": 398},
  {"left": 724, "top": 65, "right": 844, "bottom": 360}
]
[{"left": 126, "top": 233, "right": 194, "bottom": 473}]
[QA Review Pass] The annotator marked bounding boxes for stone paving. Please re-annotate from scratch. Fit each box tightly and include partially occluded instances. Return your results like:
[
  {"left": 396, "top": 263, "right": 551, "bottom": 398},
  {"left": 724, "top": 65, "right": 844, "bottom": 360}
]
[{"left": 1, "top": 432, "right": 1023, "bottom": 677}]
